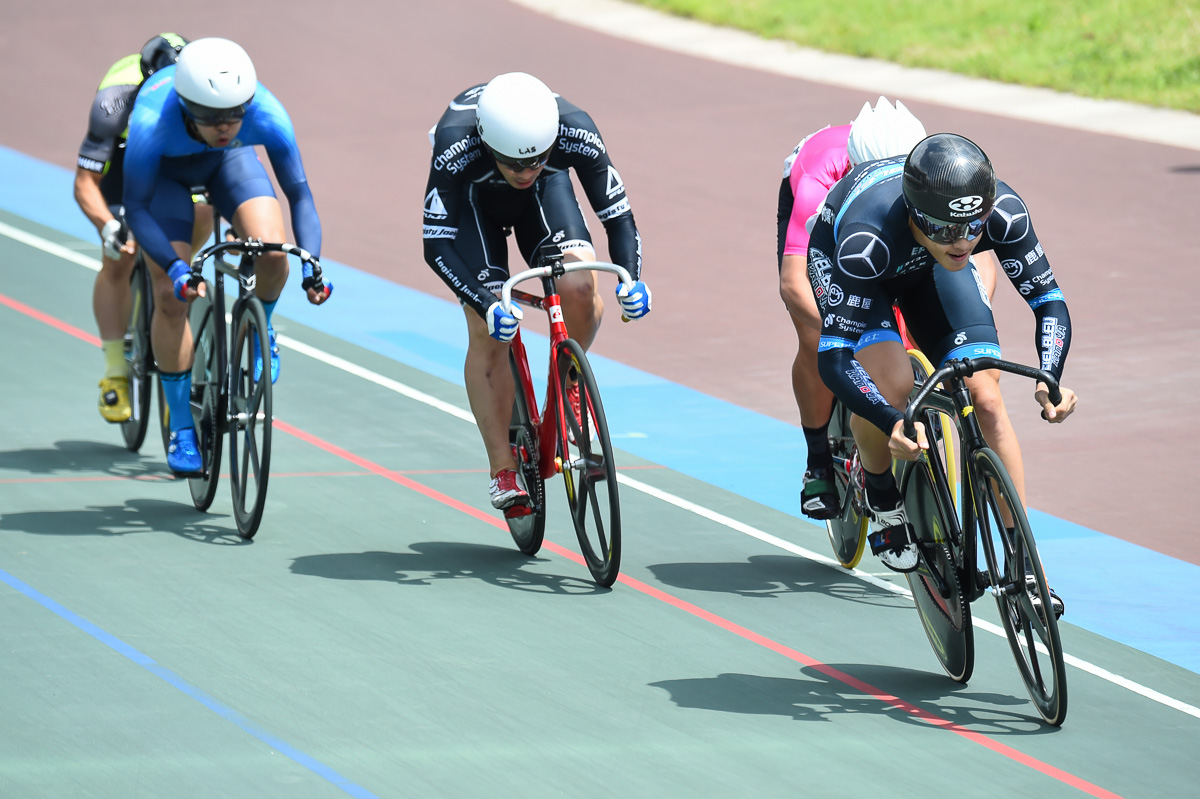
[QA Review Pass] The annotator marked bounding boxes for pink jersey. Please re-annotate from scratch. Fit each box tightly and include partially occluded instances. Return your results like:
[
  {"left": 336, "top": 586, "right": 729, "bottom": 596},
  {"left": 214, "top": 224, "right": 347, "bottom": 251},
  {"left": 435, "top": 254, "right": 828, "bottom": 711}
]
[{"left": 781, "top": 124, "right": 851, "bottom": 256}]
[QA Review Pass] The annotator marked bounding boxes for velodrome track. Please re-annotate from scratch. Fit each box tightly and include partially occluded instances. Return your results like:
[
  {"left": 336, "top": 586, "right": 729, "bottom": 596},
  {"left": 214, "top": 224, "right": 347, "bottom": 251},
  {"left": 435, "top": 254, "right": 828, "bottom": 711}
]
[{"left": 2, "top": 0, "right": 1199, "bottom": 796}]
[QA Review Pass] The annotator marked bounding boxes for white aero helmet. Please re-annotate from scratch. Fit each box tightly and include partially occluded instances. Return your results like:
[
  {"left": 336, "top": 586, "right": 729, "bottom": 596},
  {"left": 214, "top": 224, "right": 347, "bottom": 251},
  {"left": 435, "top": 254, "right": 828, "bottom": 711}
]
[
  {"left": 475, "top": 72, "right": 560, "bottom": 166},
  {"left": 174, "top": 38, "right": 257, "bottom": 124},
  {"left": 846, "top": 97, "right": 927, "bottom": 166}
]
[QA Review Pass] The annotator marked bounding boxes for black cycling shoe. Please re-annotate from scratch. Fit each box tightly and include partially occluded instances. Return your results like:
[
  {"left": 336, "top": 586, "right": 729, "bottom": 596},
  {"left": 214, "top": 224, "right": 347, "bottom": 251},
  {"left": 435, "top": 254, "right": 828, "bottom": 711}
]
[{"left": 801, "top": 466, "right": 838, "bottom": 520}]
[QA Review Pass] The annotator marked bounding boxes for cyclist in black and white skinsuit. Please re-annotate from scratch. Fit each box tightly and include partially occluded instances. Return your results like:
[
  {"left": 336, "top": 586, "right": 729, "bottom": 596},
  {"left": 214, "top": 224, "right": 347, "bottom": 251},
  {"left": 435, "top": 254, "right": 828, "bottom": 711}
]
[
  {"left": 422, "top": 72, "right": 651, "bottom": 511},
  {"left": 808, "top": 133, "right": 1078, "bottom": 577}
]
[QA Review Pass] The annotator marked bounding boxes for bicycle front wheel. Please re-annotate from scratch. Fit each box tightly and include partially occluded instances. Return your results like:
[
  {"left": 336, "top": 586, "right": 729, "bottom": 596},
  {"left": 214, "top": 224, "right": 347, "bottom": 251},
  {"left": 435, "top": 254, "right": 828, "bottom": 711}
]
[
  {"left": 228, "top": 298, "right": 273, "bottom": 539},
  {"left": 902, "top": 458, "right": 973, "bottom": 683},
  {"left": 506, "top": 351, "right": 546, "bottom": 555},
  {"left": 120, "top": 257, "right": 152, "bottom": 452},
  {"left": 973, "top": 447, "right": 1067, "bottom": 725},
  {"left": 556, "top": 338, "right": 621, "bottom": 587},
  {"left": 825, "top": 399, "right": 867, "bottom": 568},
  {"left": 187, "top": 289, "right": 224, "bottom": 512}
]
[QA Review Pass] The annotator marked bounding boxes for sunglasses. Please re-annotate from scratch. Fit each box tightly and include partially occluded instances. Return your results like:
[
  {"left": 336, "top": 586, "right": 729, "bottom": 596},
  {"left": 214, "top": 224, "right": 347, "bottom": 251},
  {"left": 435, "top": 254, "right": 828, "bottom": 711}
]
[
  {"left": 909, "top": 205, "right": 991, "bottom": 244},
  {"left": 181, "top": 97, "right": 252, "bottom": 127},
  {"left": 488, "top": 145, "right": 552, "bottom": 171}
]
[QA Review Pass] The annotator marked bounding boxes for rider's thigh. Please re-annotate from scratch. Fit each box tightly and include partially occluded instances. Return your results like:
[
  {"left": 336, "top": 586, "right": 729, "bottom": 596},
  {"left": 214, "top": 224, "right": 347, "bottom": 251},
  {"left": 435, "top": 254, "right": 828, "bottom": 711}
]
[
  {"left": 780, "top": 253, "right": 820, "bottom": 330},
  {"left": 147, "top": 242, "right": 195, "bottom": 320},
  {"left": 854, "top": 338, "right": 913, "bottom": 408}
]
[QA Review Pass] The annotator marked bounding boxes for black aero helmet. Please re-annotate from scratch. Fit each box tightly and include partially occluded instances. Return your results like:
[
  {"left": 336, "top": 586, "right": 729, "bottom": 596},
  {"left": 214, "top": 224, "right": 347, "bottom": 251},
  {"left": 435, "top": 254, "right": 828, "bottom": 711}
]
[
  {"left": 139, "top": 33, "right": 188, "bottom": 80},
  {"left": 903, "top": 133, "right": 996, "bottom": 243}
]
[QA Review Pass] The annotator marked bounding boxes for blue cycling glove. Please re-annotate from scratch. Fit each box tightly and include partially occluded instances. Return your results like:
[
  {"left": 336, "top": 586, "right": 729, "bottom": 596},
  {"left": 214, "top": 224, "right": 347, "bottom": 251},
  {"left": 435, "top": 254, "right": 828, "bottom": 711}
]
[
  {"left": 616, "top": 280, "right": 652, "bottom": 320},
  {"left": 486, "top": 301, "right": 523, "bottom": 343},
  {"left": 166, "top": 259, "right": 195, "bottom": 302}
]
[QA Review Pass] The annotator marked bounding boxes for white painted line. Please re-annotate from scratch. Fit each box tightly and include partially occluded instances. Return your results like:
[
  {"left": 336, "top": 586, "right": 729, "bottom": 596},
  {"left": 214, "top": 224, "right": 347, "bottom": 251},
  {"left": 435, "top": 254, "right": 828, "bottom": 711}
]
[
  {"left": 5, "top": 216, "right": 1197, "bottom": 720},
  {"left": 510, "top": 0, "right": 1200, "bottom": 152}
]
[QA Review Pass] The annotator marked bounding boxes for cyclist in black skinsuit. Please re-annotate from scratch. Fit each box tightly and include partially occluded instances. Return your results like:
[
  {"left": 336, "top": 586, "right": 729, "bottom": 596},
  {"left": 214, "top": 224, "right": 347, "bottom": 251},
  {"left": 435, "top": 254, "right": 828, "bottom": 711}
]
[
  {"left": 808, "top": 133, "right": 1078, "bottom": 585},
  {"left": 73, "top": 33, "right": 211, "bottom": 423},
  {"left": 422, "top": 72, "right": 652, "bottom": 511}
]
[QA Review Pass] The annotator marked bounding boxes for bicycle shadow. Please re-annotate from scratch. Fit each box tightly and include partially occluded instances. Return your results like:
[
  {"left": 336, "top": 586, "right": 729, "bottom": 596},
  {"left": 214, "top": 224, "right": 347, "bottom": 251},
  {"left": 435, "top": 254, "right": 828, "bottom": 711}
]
[
  {"left": 0, "top": 499, "right": 243, "bottom": 545},
  {"left": 290, "top": 541, "right": 604, "bottom": 595},
  {"left": 646, "top": 554, "right": 907, "bottom": 608},
  {"left": 0, "top": 440, "right": 172, "bottom": 479},
  {"left": 649, "top": 666, "right": 1055, "bottom": 734}
]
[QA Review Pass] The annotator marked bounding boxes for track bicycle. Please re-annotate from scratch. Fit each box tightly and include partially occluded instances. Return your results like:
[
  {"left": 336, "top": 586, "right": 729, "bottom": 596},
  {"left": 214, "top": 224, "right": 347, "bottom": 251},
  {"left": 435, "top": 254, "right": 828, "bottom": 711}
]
[
  {"left": 900, "top": 356, "right": 1067, "bottom": 725},
  {"left": 501, "top": 247, "right": 633, "bottom": 587},
  {"left": 119, "top": 251, "right": 170, "bottom": 455},
  {"left": 824, "top": 348, "right": 957, "bottom": 568},
  {"left": 180, "top": 212, "right": 329, "bottom": 539}
]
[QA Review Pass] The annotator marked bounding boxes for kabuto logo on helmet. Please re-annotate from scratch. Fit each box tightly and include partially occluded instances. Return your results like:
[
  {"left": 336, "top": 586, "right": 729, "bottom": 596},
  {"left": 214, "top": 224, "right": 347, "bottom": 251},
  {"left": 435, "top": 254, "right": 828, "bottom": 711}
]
[{"left": 948, "top": 195, "right": 984, "bottom": 216}]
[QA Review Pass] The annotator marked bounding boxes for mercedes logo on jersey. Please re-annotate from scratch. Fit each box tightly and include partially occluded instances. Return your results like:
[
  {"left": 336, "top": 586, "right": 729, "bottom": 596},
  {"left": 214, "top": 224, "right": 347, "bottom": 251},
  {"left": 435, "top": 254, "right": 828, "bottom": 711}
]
[
  {"left": 988, "top": 194, "right": 1031, "bottom": 243},
  {"left": 836, "top": 232, "right": 890, "bottom": 280}
]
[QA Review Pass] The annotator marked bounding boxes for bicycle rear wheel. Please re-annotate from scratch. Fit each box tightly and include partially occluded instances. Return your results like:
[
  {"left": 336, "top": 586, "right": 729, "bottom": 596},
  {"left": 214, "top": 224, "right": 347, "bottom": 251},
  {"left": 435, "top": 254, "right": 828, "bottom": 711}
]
[
  {"left": 120, "top": 257, "right": 152, "bottom": 452},
  {"left": 902, "top": 458, "right": 974, "bottom": 683},
  {"left": 228, "top": 298, "right": 273, "bottom": 539},
  {"left": 187, "top": 289, "right": 224, "bottom": 512},
  {"left": 973, "top": 447, "right": 1067, "bottom": 725},
  {"left": 556, "top": 338, "right": 621, "bottom": 587},
  {"left": 825, "top": 400, "right": 868, "bottom": 568},
  {"left": 506, "top": 352, "right": 546, "bottom": 555}
]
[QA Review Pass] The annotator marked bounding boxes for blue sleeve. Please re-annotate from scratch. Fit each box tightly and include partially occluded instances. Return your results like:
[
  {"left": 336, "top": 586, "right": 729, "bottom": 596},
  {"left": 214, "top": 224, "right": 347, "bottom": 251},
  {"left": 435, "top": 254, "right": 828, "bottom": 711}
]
[
  {"left": 249, "top": 87, "right": 321, "bottom": 257},
  {"left": 122, "top": 99, "right": 180, "bottom": 270}
]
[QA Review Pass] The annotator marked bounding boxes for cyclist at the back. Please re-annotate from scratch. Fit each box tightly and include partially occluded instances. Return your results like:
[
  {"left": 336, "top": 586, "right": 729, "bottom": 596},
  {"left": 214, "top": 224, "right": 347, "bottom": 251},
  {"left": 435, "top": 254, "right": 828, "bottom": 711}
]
[
  {"left": 776, "top": 97, "right": 1004, "bottom": 521},
  {"left": 422, "top": 72, "right": 651, "bottom": 511},
  {"left": 808, "top": 133, "right": 1078, "bottom": 585},
  {"left": 123, "top": 37, "right": 331, "bottom": 475},
  {"left": 73, "top": 32, "right": 213, "bottom": 424}
]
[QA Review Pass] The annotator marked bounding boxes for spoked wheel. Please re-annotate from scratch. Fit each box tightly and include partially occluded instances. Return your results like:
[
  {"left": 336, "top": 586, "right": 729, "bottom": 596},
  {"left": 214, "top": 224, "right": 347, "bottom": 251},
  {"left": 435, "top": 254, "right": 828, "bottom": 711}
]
[
  {"left": 120, "top": 258, "right": 152, "bottom": 452},
  {"left": 825, "top": 400, "right": 868, "bottom": 568},
  {"left": 227, "top": 298, "right": 273, "bottom": 539},
  {"left": 555, "top": 338, "right": 621, "bottom": 587},
  {"left": 902, "top": 458, "right": 974, "bottom": 683},
  {"left": 973, "top": 447, "right": 1067, "bottom": 725},
  {"left": 187, "top": 289, "right": 224, "bottom": 512},
  {"left": 505, "top": 353, "right": 546, "bottom": 555}
]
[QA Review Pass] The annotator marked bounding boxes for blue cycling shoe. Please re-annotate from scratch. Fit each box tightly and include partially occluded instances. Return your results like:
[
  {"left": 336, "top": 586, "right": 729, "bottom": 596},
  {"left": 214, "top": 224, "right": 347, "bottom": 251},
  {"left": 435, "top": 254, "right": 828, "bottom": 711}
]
[
  {"left": 252, "top": 326, "right": 280, "bottom": 384},
  {"left": 167, "top": 427, "right": 203, "bottom": 475}
]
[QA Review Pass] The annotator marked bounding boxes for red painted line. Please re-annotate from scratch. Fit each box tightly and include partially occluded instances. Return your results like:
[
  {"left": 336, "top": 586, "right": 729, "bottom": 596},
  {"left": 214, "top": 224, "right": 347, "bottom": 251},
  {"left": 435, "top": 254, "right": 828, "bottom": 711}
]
[
  {"left": 13, "top": 288, "right": 1121, "bottom": 798},
  {"left": 272, "top": 422, "right": 1120, "bottom": 798},
  {"left": 1, "top": 291, "right": 100, "bottom": 346}
]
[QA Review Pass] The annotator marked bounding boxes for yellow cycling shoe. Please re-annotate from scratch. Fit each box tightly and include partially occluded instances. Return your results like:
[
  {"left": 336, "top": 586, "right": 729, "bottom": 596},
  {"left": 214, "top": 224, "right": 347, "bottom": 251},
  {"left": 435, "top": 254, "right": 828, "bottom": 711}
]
[{"left": 98, "top": 376, "right": 132, "bottom": 423}]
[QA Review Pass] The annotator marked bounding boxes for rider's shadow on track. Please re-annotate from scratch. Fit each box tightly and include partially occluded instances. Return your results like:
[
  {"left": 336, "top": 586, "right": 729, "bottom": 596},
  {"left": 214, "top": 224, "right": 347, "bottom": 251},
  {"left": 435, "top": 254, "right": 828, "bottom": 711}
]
[
  {"left": 290, "top": 542, "right": 604, "bottom": 595},
  {"left": 646, "top": 555, "right": 907, "bottom": 608},
  {"left": 0, "top": 440, "right": 174, "bottom": 479},
  {"left": 649, "top": 668, "right": 1052, "bottom": 734},
  {"left": 0, "top": 499, "right": 243, "bottom": 545}
]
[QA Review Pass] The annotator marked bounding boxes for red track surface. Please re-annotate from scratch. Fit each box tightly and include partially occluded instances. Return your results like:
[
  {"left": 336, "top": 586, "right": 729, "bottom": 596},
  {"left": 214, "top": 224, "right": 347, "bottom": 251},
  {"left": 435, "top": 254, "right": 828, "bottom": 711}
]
[{"left": 3, "top": 0, "right": 1197, "bottom": 561}]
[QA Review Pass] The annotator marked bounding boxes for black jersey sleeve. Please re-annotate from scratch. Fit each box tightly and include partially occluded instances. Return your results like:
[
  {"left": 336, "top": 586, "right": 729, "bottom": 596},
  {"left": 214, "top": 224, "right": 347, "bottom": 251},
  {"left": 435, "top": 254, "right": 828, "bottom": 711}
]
[
  {"left": 983, "top": 182, "right": 1072, "bottom": 379},
  {"left": 556, "top": 106, "right": 642, "bottom": 279},
  {"left": 78, "top": 84, "right": 138, "bottom": 172},
  {"left": 422, "top": 99, "right": 497, "bottom": 318}
]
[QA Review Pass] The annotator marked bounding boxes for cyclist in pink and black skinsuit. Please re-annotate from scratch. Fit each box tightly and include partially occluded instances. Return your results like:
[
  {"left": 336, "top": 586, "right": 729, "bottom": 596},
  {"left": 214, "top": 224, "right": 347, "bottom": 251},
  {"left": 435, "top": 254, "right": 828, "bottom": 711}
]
[{"left": 777, "top": 99, "right": 1001, "bottom": 521}]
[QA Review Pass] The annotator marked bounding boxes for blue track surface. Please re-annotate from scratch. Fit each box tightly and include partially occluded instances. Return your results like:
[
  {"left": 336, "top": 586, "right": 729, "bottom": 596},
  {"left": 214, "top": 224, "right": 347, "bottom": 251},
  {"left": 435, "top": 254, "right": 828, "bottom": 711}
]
[{"left": 3, "top": 144, "right": 1194, "bottom": 674}]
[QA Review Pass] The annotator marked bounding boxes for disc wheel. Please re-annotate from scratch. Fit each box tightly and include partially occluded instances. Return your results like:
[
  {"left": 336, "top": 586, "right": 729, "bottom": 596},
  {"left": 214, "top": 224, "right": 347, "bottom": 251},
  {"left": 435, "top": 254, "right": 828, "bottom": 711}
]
[
  {"left": 505, "top": 351, "right": 547, "bottom": 554},
  {"left": 186, "top": 289, "right": 224, "bottom": 512},
  {"left": 825, "top": 400, "right": 868, "bottom": 568},
  {"left": 973, "top": 447, "right": 1067, "bottom": 725},
  {"left": 228, "top": 298, "right": 273, "bottom": 539},
  {"left": 903, "top": 459, "right": 974, "bottom": 683},
  {"left": 119, "top": 257, "right": 152, "bottom": 452},
  {"left": 556, "top": 339, "right": 621, "bottom": 587}
]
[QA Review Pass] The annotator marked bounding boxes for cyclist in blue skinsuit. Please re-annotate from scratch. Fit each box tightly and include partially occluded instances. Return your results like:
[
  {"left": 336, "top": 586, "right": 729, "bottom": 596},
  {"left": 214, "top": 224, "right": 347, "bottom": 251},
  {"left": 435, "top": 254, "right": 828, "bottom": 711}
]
[
  {"left": 123, "top": 37, "right": 330, "bottom": 474},
  {"left": 808, "top": 133, "right": 1078, "bottom": 598}
]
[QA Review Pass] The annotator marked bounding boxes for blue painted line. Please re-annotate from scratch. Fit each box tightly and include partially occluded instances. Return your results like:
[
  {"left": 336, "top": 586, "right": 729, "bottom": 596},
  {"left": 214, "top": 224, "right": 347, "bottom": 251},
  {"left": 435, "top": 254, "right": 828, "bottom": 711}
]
[
  {"left": 0, "top": 568, "right": 380, "bottom": 798},
  {"left": 3, "top": 143, "right": 1197, "bottom": 675}
]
